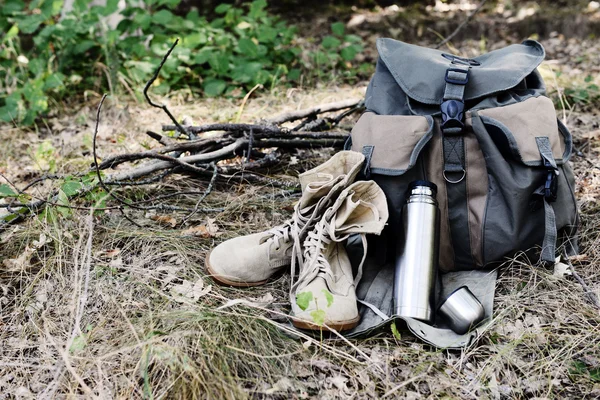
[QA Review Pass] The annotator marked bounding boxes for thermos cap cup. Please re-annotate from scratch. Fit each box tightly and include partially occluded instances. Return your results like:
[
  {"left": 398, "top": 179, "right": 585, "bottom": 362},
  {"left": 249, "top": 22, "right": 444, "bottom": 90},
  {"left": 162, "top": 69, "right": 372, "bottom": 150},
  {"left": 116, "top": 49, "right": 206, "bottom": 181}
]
[
  {"left": 438, "top": 286, "right": 485, "bottom": 335},
  {"left": 408, "top": 180, "right": 438, "bottom": 194}
]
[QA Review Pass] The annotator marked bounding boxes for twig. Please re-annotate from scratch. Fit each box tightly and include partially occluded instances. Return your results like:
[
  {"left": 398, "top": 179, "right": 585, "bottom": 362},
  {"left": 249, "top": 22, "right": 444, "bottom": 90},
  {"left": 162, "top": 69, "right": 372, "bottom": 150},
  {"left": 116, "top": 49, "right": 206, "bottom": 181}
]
[
  {"left": 162, "top": 122, "right": 283, "bottom": 135},
  {"left": 435, "top": 0, "right": 489, "bottom": 49},
  {"left": 145, "top": 130, "right": 173, "bottom": 146},
  {"left": 245, "top": 128, "right": 254, "bottom": 165},
  {"left": 180, "top": 162, "right": 218, "bottom": 225},
  {"left": 564, "top": 255, "right": 600, "bottom": 310},
  {"left": 266, "top": 98, "right": 362, "bottom": 125},
  {"left": 93, "top": 94, "right": 142, "bottom": 215},
  {"left": 143, "top": 38, "right": 193, "bottom": 139},
  {"left": 104, "top": 137, "right": 344, "bottom": 182}
]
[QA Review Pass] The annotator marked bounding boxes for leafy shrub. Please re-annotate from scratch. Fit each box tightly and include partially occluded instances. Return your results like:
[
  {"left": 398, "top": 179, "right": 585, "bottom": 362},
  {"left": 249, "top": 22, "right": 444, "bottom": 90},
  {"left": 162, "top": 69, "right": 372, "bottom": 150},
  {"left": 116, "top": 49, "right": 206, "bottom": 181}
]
[{"left": 0, "top": 0, "right": 367, "bottom": 125}]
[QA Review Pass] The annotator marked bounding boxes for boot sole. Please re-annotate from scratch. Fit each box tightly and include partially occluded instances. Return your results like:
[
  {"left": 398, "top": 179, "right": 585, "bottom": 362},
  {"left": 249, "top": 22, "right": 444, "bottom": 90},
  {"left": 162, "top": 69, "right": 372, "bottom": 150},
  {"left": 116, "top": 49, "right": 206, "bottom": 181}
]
[
  {"left": 292, "top": 315, "right": 360, "bottom": 332},
  {"left": 204, "top": 250, "right": 269, "bottom": 287}
]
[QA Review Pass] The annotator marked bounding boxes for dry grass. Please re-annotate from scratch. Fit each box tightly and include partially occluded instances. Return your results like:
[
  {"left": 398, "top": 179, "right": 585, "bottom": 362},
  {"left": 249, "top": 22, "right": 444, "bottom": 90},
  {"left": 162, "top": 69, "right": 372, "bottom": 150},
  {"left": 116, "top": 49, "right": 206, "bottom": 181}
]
[{"left": 1, "top": 80, "right": 600, "bottom": 398}]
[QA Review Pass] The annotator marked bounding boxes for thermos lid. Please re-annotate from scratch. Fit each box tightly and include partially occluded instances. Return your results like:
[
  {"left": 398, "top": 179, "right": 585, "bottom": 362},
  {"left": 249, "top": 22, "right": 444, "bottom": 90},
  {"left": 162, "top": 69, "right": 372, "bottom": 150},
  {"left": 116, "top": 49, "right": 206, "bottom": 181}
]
[
  {"left": 437, "top": 286, "right": 485, "bottom": 335},
  {"left": 409, "top": 180, "right": 437, "bottom": 194}
]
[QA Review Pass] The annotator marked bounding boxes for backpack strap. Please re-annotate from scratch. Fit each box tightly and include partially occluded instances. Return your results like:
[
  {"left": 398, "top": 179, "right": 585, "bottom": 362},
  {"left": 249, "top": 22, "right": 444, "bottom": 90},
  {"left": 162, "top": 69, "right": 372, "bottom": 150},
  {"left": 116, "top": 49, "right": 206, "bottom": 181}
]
[
  {"left": 440, "top": 64, "right": 470, "bottom": 184},
  {"left": 440, "top": 62, "right": 476, "bottom": 268},
  {"left": 534, "top": 136, "right": 559, "bottom": 264}
]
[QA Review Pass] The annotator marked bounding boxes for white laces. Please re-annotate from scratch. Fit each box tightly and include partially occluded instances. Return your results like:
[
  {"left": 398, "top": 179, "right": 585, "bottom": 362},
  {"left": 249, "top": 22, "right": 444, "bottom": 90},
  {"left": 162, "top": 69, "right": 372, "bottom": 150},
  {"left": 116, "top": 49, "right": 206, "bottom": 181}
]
[{"left": 290, "top": 211, "right": 369, "bottom": 299}]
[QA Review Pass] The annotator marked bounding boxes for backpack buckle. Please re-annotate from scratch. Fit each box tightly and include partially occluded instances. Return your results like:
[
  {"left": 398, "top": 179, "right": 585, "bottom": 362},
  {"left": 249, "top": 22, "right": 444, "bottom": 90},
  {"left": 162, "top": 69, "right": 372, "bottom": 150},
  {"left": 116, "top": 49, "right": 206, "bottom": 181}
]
[
  {"left": 445, "top": 68, "right": 470, "bottom": 85},
  {"left": 440, "top": 99, "right": 465, "bottom": 131},
  {"left": 543, "top": 160, "right": 559, "bottom": 202}
]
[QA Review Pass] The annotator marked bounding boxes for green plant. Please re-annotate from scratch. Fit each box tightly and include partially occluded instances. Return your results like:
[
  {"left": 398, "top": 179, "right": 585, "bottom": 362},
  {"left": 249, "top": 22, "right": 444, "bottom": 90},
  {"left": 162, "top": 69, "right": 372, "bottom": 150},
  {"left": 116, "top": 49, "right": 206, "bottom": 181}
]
[
  {"left": 0, "top": 0, "right": 367, "bottom": 126},
  {"left": 310, "top": 22, "right": 370, "bottom": 82}
]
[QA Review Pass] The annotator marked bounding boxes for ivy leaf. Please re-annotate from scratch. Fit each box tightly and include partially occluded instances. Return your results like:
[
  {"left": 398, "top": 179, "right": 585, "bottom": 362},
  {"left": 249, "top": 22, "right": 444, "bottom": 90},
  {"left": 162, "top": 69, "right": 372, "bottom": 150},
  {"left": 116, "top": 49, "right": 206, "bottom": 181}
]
[
  {"left": 295, "top": 291, "right": 313, "bottom": 311},
  {"left": 310, "top": 309, "right": 326, "bottom": 326},
  {"left": 0, "top": 184, "right": 17, "bottom": 198},
  {"left": 322, "top": 289, "right": 334, "bottom": 307}
]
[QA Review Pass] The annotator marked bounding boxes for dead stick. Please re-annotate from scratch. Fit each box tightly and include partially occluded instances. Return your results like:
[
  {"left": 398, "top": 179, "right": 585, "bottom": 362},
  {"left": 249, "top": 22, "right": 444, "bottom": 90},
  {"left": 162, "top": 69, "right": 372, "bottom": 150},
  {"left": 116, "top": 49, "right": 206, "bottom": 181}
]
[
  {"left": 143, "top": 38, "right": 193, "bottom": 139},
  {"left": 266, "top": 98, "right": 362, "bottom": 125},
  {"left": 162, "top": 123, "right": 282, "bottom": 135}
]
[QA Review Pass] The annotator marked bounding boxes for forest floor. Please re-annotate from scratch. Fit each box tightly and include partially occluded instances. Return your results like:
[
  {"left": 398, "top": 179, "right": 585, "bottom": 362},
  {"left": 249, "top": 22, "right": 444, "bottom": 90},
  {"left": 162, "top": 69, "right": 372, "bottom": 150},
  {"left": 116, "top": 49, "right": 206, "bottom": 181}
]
[{"left": 2, "top": 12, "right": 600, "bottom": 400}]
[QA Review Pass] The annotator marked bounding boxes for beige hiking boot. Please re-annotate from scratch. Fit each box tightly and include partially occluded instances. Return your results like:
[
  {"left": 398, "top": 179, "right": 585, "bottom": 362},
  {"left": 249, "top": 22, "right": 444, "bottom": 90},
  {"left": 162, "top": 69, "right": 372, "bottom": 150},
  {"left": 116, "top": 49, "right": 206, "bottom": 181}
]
[
  {"left": 290, "top": 180, "right": 388, "bottom": 331},
  {"left": 205, "top": 151, "right": 365, "bottom": 287}
]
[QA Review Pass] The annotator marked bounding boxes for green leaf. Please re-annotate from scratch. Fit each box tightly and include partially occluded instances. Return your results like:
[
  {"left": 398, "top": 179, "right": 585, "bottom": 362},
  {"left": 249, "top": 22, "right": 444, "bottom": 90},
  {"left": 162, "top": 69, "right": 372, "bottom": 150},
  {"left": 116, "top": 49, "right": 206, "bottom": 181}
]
[
  {"left": 157, "top": 0, "right": 180, "bottom": 6},
  {"left": 295, "top": 291, "right": 313, "bottom": 311},
  {"left": 74, "top": 40, "right": 97, "bottom": 54},
  {"left": 287, "top": 68, "right": 301, "bottom": 81},
  {"left": 390, "top": 321, "right": 402, "bottom": 340},
  {"left": 133, "top": 12, "right": 152, "bottom": 30},
  {"left": 56, "top": 189, "right": 72, "bottom": 217},
  {"left": 343, "top": 34, "right": 363, "bottom": 44},
  {"left": 16, "top": 14, "right": 44, "bottom": 34},
  {"left": 208, "top": 53, "right": 229, "bottom": 75},
  {"left": 340, "top": 44, "right": 361, "bottom": 61},
  {"left": 61, "top": 180, "right": 82, "bottom": 196},
  {"left": 2, "top": 0, "right": 25, "bottom": 15},
  {"left": 0, "top": 184, "right": 17, "bottom": 198},
  {"left": 203, "top": 79, "right": 226, "bottom": 97},
  {"left": 321, "top": 35, "right": 341, "bottom": 50},
  {"left": 238, "top": 37, "right": 258, "bottom": 57},
  {"left": 0, "top": 105, "right": 19, "bottom": 123},
  {"left": 4, "top": 24, "right": 19, "bottom": 41},
  {"left": 310, "top": 309, "right": 326, "bottom": 326},
  {"left": 153, "top": 9, "right": 174, "bottom": 25},
  {"left": 231, "top": 62, "right": 263, "bottom": 84},
  {"left": 322, "top": 289, "right": 334, "bottom": 307},
  {"left": 249, "top": 0, "right": 268, "bottom": 19},
  {"left": 69, "top": 334, "right": 87, "bottom": 353},
  {"left": 331, "top": 22, "right": 345, "bottom": 36},
  {"left": 99, "top": 0, "right": 120, "bottom": 16},
  {"left": 214, "top": 4, "right": 231, "bottom": 14}
]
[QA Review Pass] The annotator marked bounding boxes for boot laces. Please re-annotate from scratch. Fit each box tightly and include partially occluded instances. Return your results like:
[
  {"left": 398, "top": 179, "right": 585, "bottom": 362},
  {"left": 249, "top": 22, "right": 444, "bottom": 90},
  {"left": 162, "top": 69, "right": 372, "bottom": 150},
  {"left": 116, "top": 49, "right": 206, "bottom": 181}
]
[
  {"left": 264, "top": 200, "right": 318, "bottom": 252},
  {"left": 291, "top": 211, "right": 370, "bottom": 298},
  {"left": 296, "top": 221, "right": 335, "bottom": 291}
]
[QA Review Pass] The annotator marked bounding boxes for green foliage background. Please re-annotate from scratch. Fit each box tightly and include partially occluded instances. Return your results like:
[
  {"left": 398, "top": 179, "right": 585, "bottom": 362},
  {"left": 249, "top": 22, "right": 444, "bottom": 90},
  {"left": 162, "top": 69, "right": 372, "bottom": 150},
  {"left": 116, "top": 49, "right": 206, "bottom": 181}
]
[{"left": 0, "top": 0, "right": 366, "bottom": 125}]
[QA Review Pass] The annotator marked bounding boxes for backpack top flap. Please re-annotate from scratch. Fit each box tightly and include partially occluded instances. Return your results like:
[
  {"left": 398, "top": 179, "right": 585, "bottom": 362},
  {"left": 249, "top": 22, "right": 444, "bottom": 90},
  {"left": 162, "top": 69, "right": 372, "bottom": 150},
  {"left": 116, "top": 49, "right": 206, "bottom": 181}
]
[{"left": 376, "top": 38, "right": 546, "bottom": 105}]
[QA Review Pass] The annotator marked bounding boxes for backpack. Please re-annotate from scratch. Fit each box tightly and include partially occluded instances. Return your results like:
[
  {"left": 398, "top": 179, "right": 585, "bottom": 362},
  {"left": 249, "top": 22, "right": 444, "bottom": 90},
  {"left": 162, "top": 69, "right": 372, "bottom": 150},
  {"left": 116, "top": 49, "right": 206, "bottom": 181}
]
[{"left": 343, "top": 39, "right": 579, "bottom": 346}]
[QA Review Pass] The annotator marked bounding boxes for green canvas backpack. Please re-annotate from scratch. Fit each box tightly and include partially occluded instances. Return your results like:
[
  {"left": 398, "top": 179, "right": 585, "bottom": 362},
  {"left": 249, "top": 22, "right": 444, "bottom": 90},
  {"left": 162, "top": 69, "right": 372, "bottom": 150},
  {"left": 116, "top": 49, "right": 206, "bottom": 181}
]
[{"left": 343, "top": 39, "right": 579, "bottom": 346}]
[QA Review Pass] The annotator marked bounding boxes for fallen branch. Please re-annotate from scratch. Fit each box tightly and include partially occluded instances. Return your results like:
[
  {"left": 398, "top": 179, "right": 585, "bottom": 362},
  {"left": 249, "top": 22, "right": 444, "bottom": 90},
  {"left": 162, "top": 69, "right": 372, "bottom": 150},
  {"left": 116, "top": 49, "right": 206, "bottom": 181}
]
[{"left": 266, "top": 98, "right": 362, "bottom": 125}]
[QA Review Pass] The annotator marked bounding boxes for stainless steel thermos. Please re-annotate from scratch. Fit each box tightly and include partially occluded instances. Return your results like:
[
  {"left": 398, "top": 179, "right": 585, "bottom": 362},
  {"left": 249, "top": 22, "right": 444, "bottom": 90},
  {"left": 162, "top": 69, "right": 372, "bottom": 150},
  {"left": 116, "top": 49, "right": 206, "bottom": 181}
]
[{"left": 393, "top": 180, "right": 440, "bottom": 323}]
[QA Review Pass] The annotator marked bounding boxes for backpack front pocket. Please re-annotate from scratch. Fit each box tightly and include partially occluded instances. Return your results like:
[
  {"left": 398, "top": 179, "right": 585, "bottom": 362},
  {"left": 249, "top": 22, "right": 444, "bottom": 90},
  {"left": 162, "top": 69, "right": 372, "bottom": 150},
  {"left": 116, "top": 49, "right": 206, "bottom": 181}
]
[
  {"left": 349, "top": 112, "right": 435, "bottom": 263},
  {"left": 470, "top": 98, "right": 578, "bottom": 264}
]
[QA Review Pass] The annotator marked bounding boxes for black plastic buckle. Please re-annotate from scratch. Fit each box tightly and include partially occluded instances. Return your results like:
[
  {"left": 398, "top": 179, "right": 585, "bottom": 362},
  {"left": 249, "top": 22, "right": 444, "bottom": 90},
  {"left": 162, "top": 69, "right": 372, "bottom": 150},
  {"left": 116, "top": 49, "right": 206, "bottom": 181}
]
[
  {"left": 440, "top": 99, "right": 465, "bottom": 130},
  {"left": 543, "top": 160, "right": 558, "bottom": 202},
  {"left": 445, "top": 68, "right": 470, "bottom": 85},
  {"left": 442, "top": 53, "right": 481, "bottom": 66}
]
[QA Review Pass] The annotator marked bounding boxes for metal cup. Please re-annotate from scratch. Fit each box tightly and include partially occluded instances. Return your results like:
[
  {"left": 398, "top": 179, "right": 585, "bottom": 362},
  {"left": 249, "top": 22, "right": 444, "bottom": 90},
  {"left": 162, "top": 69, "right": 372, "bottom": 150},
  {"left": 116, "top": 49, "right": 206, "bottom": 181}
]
[{"left": 438, "top": 286, "right": 485, "bottom": 335}]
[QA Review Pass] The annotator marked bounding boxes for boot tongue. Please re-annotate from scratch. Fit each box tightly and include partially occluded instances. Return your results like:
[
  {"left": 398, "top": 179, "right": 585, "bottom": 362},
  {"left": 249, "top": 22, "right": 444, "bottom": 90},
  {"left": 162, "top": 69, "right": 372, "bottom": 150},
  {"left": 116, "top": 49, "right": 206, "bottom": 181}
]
[
  {"left": 331, "top": 182, "right": 389, "bottom": 237},
  {"left": 297, "top": 173, "right": 340, "bottom": 209},
  {"left": 296, "top": 151, "right": 366, "bottom": 209}
]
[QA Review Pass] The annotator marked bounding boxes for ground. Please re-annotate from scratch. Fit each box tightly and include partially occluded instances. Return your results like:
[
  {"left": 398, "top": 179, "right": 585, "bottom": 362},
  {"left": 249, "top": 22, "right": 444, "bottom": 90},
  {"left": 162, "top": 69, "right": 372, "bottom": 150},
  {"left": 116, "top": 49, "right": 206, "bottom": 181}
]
[{"left": 2, "top": 10, "right": 600, "bottom": 400}]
